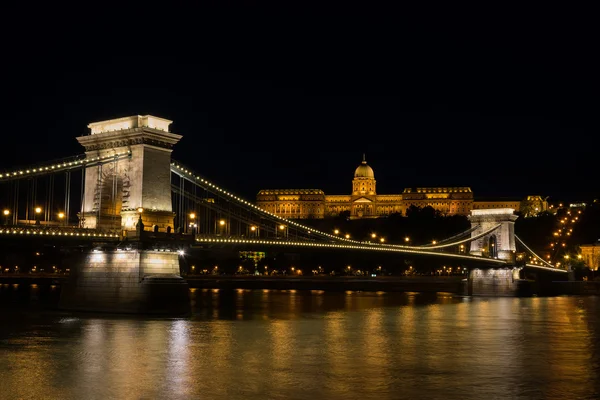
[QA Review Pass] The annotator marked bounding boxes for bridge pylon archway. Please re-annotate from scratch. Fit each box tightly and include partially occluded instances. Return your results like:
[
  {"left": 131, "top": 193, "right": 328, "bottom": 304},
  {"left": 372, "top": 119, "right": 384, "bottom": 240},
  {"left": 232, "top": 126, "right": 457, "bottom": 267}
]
[
  {"left": 468, "top": 208, "right": 518, "bottom": 263},
  {"left": 76, "top": 115, "right": 182, "bottom": 232}
]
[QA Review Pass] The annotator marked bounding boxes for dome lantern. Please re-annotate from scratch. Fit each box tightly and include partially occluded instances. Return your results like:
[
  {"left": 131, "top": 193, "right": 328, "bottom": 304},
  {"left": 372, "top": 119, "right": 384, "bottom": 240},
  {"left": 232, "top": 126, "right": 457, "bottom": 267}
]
[{"left": 354, "top": 154, "right": 375, "bottom": 179}]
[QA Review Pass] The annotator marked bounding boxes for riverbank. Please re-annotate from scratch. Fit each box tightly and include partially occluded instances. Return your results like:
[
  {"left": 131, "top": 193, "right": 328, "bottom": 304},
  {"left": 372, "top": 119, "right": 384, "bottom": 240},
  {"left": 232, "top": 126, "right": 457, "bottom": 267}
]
[
  {"left": 185, "top": 275, "right": 466, "bottom": 293},
  {"left": 2, "top": 274, "right": 599, "bottom": 296}
]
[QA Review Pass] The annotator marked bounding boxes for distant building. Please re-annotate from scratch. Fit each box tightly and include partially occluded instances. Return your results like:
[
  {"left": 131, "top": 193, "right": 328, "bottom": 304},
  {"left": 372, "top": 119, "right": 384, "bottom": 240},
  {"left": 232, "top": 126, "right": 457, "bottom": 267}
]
[
  {"left": 472, "top": 196, "right": 549, "bottom": 216},
  {"left": 580, "top": 240, "right": 600, "bottom": 271},
  {"left": 256, "top": 156, "right": 545, "bottom": 219},
  {"left": 255, "top": 189, "right": 327, "bottom": 219},
  {"left": 401, "top": 187, "right": 473, "bottom": 216},
  {"left": 520, "top": 195, "right": 549, "bottom": 216}
]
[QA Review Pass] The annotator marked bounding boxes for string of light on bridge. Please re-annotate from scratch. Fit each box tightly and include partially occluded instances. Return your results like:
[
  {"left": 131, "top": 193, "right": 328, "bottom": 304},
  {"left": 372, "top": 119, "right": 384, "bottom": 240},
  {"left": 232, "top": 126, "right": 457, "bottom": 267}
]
[
  {"left": 382, "top": 224, "right": 502, "bottom": 251},
  {"left": 524, "top": 263, "right": 568, "bottom": 273},
  {"left": 0, "top": 228, "right": 119, "bottom": 238},
  {"left": 171, "top": 162, "right": 362, "bottom": 245},
  {"left": 194, "top": 237, "right": 509, "bottom": 264},
  {"left": 171, "top": 163, "right": 517, "bottom": 254},
  {"left": 0, "top": 151, "right": 132, "bottom": 179}
]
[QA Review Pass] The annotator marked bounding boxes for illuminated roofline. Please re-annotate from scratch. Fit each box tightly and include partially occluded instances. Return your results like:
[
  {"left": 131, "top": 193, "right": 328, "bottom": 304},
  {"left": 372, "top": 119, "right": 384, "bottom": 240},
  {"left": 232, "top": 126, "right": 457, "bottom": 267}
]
[
  {"left": 87, "top": 114, "right": 173, "bottom": 128},
  {"left": 470, "top": 208, "right": 515, "bottom": 216}
]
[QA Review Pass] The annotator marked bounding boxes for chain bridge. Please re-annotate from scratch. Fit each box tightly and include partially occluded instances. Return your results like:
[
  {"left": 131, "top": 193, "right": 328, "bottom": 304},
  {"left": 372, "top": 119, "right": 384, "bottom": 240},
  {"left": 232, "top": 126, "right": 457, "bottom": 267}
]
[{"left": 0, "top": 115, "right": 568, "bottom": 314}]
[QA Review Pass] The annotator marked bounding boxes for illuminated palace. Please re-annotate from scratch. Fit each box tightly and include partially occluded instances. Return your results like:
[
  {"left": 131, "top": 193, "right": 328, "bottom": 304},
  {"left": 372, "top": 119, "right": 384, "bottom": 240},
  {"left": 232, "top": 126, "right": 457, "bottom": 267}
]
[{"left": 256, "top": 156, "right": 548, "bottom": 219}]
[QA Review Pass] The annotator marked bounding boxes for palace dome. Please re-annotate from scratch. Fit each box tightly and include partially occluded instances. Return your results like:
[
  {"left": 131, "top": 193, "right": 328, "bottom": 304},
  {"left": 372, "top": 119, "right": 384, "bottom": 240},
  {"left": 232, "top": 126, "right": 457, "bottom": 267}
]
[{"left": 354, "top": 158, "right": 374, "bottom": 179}]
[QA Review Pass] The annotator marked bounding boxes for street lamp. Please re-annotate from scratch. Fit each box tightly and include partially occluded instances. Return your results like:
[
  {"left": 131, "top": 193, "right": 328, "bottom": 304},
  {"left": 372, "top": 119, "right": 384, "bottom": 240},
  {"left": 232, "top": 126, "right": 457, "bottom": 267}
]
[
  {"left": 136, "top": 208, "right": 144, "bottom": 232},
  {"left": 34, "top": 207, "right": 42, "bottom": 225},
  {"left": 334, "top": 229, "right": 339, "bottom": 235},
  {"left": 58, "top": 212, "right": 65, "bottom": 226},
  {"left": 250, "top": 225, "right": 258, "bottom": 237},
  {"left": 2, "top": 209, "right": 9, "bottom": 226},
  {"left": 189, "top": 212, "right": 196, "bottom": 235},
  {"left": 219, "top": 219, "right": 226, "bottom": 236},
  {"left": 379, "top": 237, "right": 385, "bottom": 243},
  {"left": 279, "top": 224, "right": 286, "bottom": 238}
]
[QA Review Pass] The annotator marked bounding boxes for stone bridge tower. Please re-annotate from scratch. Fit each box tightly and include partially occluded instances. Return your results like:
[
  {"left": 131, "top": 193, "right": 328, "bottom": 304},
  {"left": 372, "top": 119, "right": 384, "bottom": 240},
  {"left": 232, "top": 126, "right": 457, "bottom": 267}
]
[
  {"left": 468, "top": 208, "right": 518, "bottom": 263},
  {"left": 76, "top": 115, "right": 182, "bottom": 232}
]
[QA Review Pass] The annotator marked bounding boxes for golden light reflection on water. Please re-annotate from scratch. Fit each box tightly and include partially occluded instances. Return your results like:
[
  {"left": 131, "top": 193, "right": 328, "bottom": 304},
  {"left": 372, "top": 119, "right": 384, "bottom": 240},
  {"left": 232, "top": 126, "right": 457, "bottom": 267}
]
[
  {"left": 323, "top": 310, "right": 353, "bottom": 396},
  {"left": 362, "top": 308, "right": 391, "bottom": 377},
  {"left": 235, "top": 289, "right": 245, "bottom": 320},
  {"left": 166, "top": 320, "right": 191, "bottom": 393},
  {"left": 395, "top": 298, "right": 417, "bottom": 368},
  {"left": 0, "top": 329, "right": 66, "bottom": 400},
  {"left": 522, "top": 296, "right": 594, "bottom": 397},
  {"left": 2, "top": 289, "right": 600, "bottom": 399},
  {"left": 288, "top": 289, "right": 297, "bottom": 312},
  {"left": 271, "top": 318, "right": 292, "bottom": 355}
]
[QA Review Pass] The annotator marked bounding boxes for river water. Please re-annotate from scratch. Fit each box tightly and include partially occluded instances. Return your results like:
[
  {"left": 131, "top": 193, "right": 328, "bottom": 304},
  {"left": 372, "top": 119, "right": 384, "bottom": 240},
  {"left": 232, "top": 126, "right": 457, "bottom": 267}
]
[{"left": 1, "top": 284, "right": 599, "bottom": 400}]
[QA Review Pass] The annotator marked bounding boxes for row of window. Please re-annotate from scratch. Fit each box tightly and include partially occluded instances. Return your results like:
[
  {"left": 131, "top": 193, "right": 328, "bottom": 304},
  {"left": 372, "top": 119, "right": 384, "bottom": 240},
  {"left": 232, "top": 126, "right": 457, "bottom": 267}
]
[{"left": 259, "top": 201, "right": 480, "bottom": 217}]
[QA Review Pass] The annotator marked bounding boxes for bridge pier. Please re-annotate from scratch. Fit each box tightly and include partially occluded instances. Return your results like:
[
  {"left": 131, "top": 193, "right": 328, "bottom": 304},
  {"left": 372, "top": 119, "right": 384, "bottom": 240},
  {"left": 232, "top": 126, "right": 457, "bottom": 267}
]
[
  {"left": 467, "top": 266, "right": 531, "bottom": 296},
  {"left": 59, "top": 248, "right": 190, "bottom": 315}
]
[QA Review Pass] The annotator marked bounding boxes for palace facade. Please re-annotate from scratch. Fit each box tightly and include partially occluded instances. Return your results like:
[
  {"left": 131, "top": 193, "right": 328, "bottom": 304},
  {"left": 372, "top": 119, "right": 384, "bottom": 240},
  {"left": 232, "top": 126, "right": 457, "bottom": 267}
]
[{"left": 256, "top": 157, "right": 547, "bottom": 219}]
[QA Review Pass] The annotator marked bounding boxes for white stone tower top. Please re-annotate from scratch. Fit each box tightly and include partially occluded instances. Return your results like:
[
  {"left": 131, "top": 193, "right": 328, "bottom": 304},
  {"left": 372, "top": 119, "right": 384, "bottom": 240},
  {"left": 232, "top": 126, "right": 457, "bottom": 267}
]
[
  {"left": 77, "top": 114, "right": 182, "bottom": 232},
  {"left": 87, "top": 115, "right": 172, "bottom": 135}
]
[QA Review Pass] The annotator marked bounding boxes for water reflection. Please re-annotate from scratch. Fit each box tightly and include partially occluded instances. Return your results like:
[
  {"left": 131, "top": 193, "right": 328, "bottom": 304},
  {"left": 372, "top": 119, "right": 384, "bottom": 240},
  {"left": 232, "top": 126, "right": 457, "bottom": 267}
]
[{"left": 1, "top": 285, "right": 599, "bottom": 399}]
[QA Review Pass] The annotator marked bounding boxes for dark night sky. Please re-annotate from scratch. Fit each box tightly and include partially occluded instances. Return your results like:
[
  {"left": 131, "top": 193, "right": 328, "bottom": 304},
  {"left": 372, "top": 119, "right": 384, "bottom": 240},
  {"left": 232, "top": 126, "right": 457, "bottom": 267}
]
[{"left": 1, "top": 3, "right": 597, "bottom": 204}]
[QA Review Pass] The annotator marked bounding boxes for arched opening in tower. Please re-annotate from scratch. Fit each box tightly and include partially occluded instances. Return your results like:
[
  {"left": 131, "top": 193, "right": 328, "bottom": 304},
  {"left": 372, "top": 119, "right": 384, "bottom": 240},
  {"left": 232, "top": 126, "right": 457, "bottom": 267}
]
[{"left": 96, "top": 167, "right": 125, "bottom": 230}]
